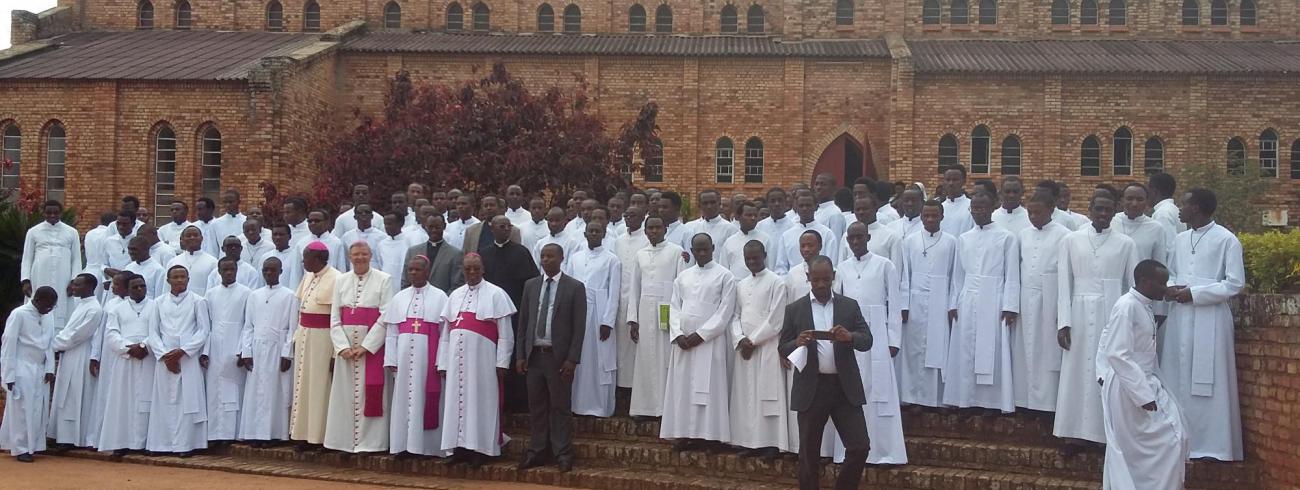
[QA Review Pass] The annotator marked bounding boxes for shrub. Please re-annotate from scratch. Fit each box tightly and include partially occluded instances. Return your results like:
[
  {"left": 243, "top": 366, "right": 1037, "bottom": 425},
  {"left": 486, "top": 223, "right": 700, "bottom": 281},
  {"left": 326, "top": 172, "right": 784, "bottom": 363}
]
[{"left": 1238, "top": 230, "right": 1300, "bottom": 293}]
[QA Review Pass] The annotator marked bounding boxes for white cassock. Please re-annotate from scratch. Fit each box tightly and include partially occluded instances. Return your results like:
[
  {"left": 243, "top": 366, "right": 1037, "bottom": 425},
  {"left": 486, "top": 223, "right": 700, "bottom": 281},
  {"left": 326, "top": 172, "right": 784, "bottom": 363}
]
[
  {"left": 48, "top": 296, "right": 104, "bottom": 446},
  {"left": 377, "top": 232, "right": 420, "bottom": 294},
  {"left": 607, "top": 219, "right": 627, "bottom": 239},
  {"left": 832, "top": 252, "right": 907, "bottom": 465},
  {"left": 167, "top": 251, "right": 218, "bottom": 297},
  {"left": 1058, "top": 209, "right": 1090, "bottom": 230},
  {"left": 755, "top": 213, "right": 796, "bottom": 273},
  {"left": 438, "top": 280, "right": 516, "bottom": 456},
  {"left": 1099, "top": 289, "right": 1189, "bottom": 490},
  {"left": 86, "top": 296, "right": 121, "bottom": 445},
  {"left": 207, "top": 260, "right": 265, "bottom": 292},
  {"left": 145, "top": 291, "right": 210, "bottom": 453},
  {"left": 1112, "top": 214, "right": 1170, "bottom": 319},
  {"left": 444, "top": 217, "right": 480, "bottom": 251},
  {"left": 237, "top": 284, "right": 298, "bottom": 441},
  {"left": 1054, "top": 226, "right": 1137, "bottom": 443},
  {"left": 288, "top": 221, "right": 310, "bottom": 248},
  {"left": 660, "top": 261, "right": 737, "bottom": 443},
  {"left": 944, "top": 223, "right": 1019, "bottom": 412},
  {"left": 207, "top": 213, "right": 247, "bottom": 256},
  {"left": 519, "top": 220, "right": 548, "bottom": 256},
  {"left": 158, "top": 220, "right": 191, "bottom": 250},
  {"left": 260, "top": 247, "right": 304, "bottom": 291},
  {"left": 334, "top": 208, "right": 358, "bottom": 238},
  {"left": 289, "top": 266, "right": 338, "bottom": 444},
  {"left": 837, "top": 221, "right": 901, "bottom": 268},
  {"left": 203, "top": 282, "right": 251, "bottom": 441},
  {"left": 683, "top": 216, "right": 739, "bottom": 264},
  {"left": 151, "top": 242, "right": 178, "bottom": 270},
  {"left": 22, "top": 220, "right": 82, "bottom": 325},
  {"left": 1150, "top": 198, "right": 1186, "bottom": 239},
  {"left": 96, "top": 297, "right": 156, "bottom": 451},
  {"left": 626, "top": 240, "right": 687, "bottom": 417},
  {"left": 664, "top": 219, "right": 689, "bottom": 256},
  {"left": 563, "top": 217, "right": 587, "bottom": 237},
  {"left": 1160, "top": 222, "right": 1244, "bottom": 461},
  {"left": 190, "top": 219, "right": 219, "bottom": 257},
  {"left": 384, "top": 284, "right": 451, "bottom": 456},
  {"left": 82, "top": 226, "right": 109, "bottom": 291},
  {"left": 940, "top": 196, "right": 974, "bottom": 237},
  {"left": 295, "top": 232, "right": 347, "bottom": 272},
  {"left": 241, "top": 236, "right": 275, "bottom": 266},
  {"left": 125, "top": 258, "right": 167, "bottom": 298},
  {"left": 0, "top": 303, "right": 55, "bottom": 456},
  {"left": 721, "top": 229, "right": 771, "bottom": 279},
  {"left": 728, "top": 269, "right": 790, "bottom": 451},
  {"left": 778, "top": 220, "right": 837, "bottom": 275},
  {"left": 532, "top": 233, "right": 579, "bottom": 274},
  {"left": 815, "top": 201, "right": 847, "bottom": 243},
  {"left": 886, "top": 215, "right": 923, "bottom": 244},
  {"left": 1014, "top": 222, "right": 1071, "bottom": 412},
  {"left": 568, "top": 246, "right": 621, "bottom": 417},
  {"left": 505, "top": 207, "right": 531, "bottom": 228},
  {"left": 614, "top": 228, "right": 649, "bottom": 388},
  {"left": 992, "top": 206, "right": 1032, "bottom": 237},
  {"left": 101, "top": 231, "right": 135, "bottom": 272},
  {"left": 876, "top": 205, "right": 900, "bottom": 225},
  {"left": 896, "top": 229, "right": 957, "bottom": 407},
  {"left": 341, "top": 227, "right": 386, "bottom": 271},
  {"left": 324, "top": 269, "right": 394, "bottom": 453}
]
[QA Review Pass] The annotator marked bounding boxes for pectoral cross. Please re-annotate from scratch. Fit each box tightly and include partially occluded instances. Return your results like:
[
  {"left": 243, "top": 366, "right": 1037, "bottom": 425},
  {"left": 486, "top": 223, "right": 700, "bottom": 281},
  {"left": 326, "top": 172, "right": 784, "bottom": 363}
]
[
  {"left": 411, "top": 319, "right": 422, "bottom": 333},
  {"left": 453, "top": 313, "right": 464, "bottom": 327}
]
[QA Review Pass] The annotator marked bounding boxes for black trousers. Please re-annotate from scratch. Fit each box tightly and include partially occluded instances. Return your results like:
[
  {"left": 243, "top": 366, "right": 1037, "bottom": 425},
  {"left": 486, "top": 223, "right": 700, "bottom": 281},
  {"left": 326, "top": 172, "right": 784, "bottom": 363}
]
[
  {"left": 797, "top": 374, "right": 870, "bottom": 490},
  {"left": 525, "top": 347, "right": 574, "bottom": 462}
]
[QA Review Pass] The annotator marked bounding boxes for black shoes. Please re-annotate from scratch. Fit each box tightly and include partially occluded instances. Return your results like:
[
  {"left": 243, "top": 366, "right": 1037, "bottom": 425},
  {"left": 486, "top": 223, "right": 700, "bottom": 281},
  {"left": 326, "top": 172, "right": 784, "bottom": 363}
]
[
  {"left": 15, "top": 453, "right": 33, "bottom": 463},
  {"left": 517, "top": 454, "right": 545, "bottom": 470},
  {"left": 556, "top": 458, "right": 574, "bottom": 473}
]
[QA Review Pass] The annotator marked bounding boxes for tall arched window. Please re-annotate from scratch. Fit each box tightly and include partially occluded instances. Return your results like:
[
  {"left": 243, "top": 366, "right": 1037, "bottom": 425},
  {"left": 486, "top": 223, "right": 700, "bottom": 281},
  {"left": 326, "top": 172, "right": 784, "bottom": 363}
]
[
  {"left": 1051, "top": 0, "right": 1069, "bottom": 24},
  {"left": 1080, "top": 0, "right": 1098, "bottom": 24},
  {"left": 138, "top": 0, "right": 155, "bottom": 29},
  {"left": 200, "top": 126, "right": 222, "bottom": 200},
  {"left": 923, "top": 0, "right": 942, "bottom": 24},
  {"left": 1291, "top": 140, "right": 1300, "bottom": 180},
  {"left": 1210, "top": 0, "right": 1227, "bottom": 25},
  {"left": 744, "top": 137, "right": 764, "bottom": 183},
  {"left": 836, "top": 0, "right": 854, "bottom": 25},
  {"left": 1182, "top": 0, "right": 1199, "bottom": 25},
  {"left": 655, "top": 4, "right": 672, "bottom": 33},
  {"left": 1240, "top": 0, "right": 1257, "bottom": 26},
  {"left": 1112, "top": 127, "right": 1132, "bottom": 176},
  {"left": 715, "top": 138, "right": 734, "bottom": 183},
  {"left": 45, "top": 123, "right": 66, "bottom": 204},
  {"left": 537, "top": 3, "right": 554, "bottom": 32},
  {"left": 1108, "top": 0, "right": 1125, "bottom": 25},
  {"left": 1260, "top": 129, "right": 1278, "bottom": 177},
  {"left": 563, "top": 4, "right": 581, "bottom": 33},
  {"left": 951, "top": 0, "right": 969, "bottom": 24},
  {"left": 1081, "top": 136, "right": 1101, "bottom": 176},
  {"left": 304, "top": 0, "right": 321, "bottom": 31},
  {"left": 266, "top": 0, "right": 284, "bottom": 31},
  {"left": 970, "top": 125, "right": 990, "bottom": 174},
  {"left": 472, "top": 2, "right": 489, "bottom": 31},
  {"left": 445, "top": 2, "right": 462, "bottom": 31},
  {"left": 938, "top": 134, "right": 959, "bottom": 173},
  {"left": 154, "top": 124, "right": 177, "bottom": 225},
  {"left": 643, "top": 137, "right": 663, "bottom": 182},
  {"left": 1226, "top": 137, "right": 1246, "bottom": 175},
  {"left": 1143, "top": 137, "right": 1164, "bottom": 175},
  {"left": 629, "top": 4, "right": 646, "bottom": 32},
  {"left": 384, "top": 1, "right": 401, "bottom": 28},
  {"left": 175, "top": 0, "right": 192, "bottom": 30},
  {"left": 978, "top": 0, "right": 996, "bottom": 24},
  {"left": 746, "top": 5, "right": 765, "bottom": 33},
  {"left": 999, "top": 136, "right": 1021, "bottom": 175},
  {"left": 721, "top": 5, "right": 738, "bottom": 32},
  {"left": 1, "top": 124, "right": 20, "bottom": 193}
]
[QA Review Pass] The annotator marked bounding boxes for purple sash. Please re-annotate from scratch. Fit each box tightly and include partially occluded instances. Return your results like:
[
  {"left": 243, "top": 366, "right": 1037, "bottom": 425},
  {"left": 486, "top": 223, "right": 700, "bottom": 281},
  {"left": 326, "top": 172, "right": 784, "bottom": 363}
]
[
  {"left": 451, "top": 312, "right": 503, "bottom": 443},
  {"left": 299, "top": 312, "right": 330, "bottom": 328},
  {"left": 398, "top": 317, "right": 441, "bottom": 429},
  {"left": 341, "top": 306, "right": 385, "bottom": 418}
]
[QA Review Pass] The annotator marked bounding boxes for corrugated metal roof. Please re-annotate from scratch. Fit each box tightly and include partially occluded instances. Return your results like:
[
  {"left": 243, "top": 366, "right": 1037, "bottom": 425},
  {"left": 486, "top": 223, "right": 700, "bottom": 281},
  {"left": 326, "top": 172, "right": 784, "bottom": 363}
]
[
  {"left": 0, "top": 30, "right": 323, "bottom": 81},
  {"left": 909, "top": 39, "right": 1300, "bottom": 75},
  {"left": 343, "top": 32, "right": 891, "bottom": 58}
]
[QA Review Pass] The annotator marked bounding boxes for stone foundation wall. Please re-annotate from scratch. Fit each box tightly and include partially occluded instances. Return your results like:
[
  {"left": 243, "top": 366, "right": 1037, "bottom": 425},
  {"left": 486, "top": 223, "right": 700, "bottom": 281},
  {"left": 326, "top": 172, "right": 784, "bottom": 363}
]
[{"left": 1233, "top": 293, "right": 1300, "bottom": 489}]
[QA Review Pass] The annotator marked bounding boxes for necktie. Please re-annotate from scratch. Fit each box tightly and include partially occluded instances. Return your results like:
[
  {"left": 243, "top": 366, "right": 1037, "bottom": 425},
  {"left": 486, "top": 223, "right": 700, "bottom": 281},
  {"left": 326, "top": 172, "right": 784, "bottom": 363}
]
[{"left": 537, "top": 278, "right": 553, "bottom": 339}]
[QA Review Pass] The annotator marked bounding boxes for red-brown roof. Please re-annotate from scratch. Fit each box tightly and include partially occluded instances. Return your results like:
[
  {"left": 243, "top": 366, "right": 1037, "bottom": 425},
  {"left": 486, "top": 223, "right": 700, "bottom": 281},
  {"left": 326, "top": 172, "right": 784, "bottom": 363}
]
[
  {"left": 343, "top": 32, "right": 892, "bottom": 58},
  {"left": 909, "top": 39, "right": 1300, "bottom": 75},
  {"left": 0, "top": 30, "right": 322, "bottom": 81}
]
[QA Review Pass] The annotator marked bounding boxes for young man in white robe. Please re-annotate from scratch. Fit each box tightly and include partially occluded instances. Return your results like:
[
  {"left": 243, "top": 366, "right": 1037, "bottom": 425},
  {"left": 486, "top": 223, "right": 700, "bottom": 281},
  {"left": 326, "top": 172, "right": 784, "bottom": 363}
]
[
  {"left": 289, "top": 242, "right": 340, "bottom": 448},
  {"left": 237, "top": 258, "right": 298, "bottom": 445},
  {"left": 1161, "top": 188, "right": 1244, "bottom": 461},
  {"left": 166, "top": 226, "right": 218, "bottom": 297},
  {"left": 660, "top": 233, "right": 737, "bottom": 451},
  {"left": 203, "top": 257, "right": 251, "bottom": 445},
  {"left": 728, "top": 241, "right": 790, "bottom": 458},
  {"left": 1013, "top": 194, "right": 1071, "bottom": 412},
  {"left": 626, "top": 217, "right": 687, "bottom": 419},
  {"left": 240, "top": 219, "right": 275, "bottom": 266},
  {"left": 87, "top": 271, "right": 131, "bottom": 447},
  {"left": 944, "top": 192, "right": 1019, "bottom": 413},
  {"left": 96, "top": 275, "right": 155, "bottom": 457},
  {"left": 260, "top": 222, "right": 304, "bottom": 291},
  {"left": 838, "top": 195, "right": 900, "bottom": 267},
  {"left": 332, "top": 185, "right": 371, "bottom": 238},
  {"left": 207, "top": 235, "right": 264, "bottom": 291},
  {"left": 444, "top": 194, "right": 481, "bottom": 251},
  {"left": 207, "top": 190, "right": 247, "bottom": 258},
  {"left": 722, "top": 202, "right": 771, "bottom": 279},
  {"left": 812, "top": 173, "right": 848, "bottom": 241},
  {"left": 779, "top": 192, "right": 837, "bottom": 274},
  {"left": 158, "top": 201, "right": 192, "bottom": 249},
  {"left": 568, "top": 222, "right": 621, "bottom": 417},
  {"left": 341, "top": 204, "right": 386, "bottom": 271},
  {"left": 614, "top": 205, "right": 649, "bottom": 391},
  {"left": 896, "top": 199, "right": 957, "bottom": 408},
  {"left": 1147, "top": 172, "right": 1185, "bottom": 239},
  {"left": 377, "top": 212, "right": 419, "bottom": 294},
  {"left": 1110, "top": 183, "right": 1171, "bottom": 326},
  {"left": 991, "top": 176, "right": 1032, "bottom": 237},
  {"left": 939, "top": 166, "right": 974, "bottom": 237},
  {"left": 1056, "top": 183, "right": 1090, "bottom": 230},
  {"left": 533, "top": 207, "right": 578, "bottom": 272},
  {"left": 21, "top": 200, "right": 82, "bottom": 326},
  {"left": 145, "top": 265, "right": 211, "bottom": 455},
  {"left": 886, "top": 187, "right": 925, "bottom": 243},
  {"left": 0, "top": 288, "right": 58, "bottom": 462},
  {"left": 48, "top": 275, "right": 104, "bottom": 449},
  {"left": 121, "top": 237, "right": 166, "bottom": 298},
  {"left": 294, "top": 210, "right": 347, "bottom": 272},
  {"left": 324, "top": 241, "right": 394, "bottom": 453},
  {"left": 755, "top": 188, "right": 796, "bottom": 273},
  {"left": 438, "top": 253, "right": 517, "bottom": 467},
  {"left": 138, "top": 224, "right": 177, "bottom": 270},
  {"left": 683, "top": 190, "right": 740, "bottom": 264},
  {"left": 1054, "top": 192, "right": 1138, "bottom": 447},
  {"left": 1100, "top": 259, "right": 1189, "bottom": 490},
  {"left": 101, "top": 210, "right": 138, "bottom": 274},
  {"left": 385, "top": 256, "right": 451, "bottom": 457}
]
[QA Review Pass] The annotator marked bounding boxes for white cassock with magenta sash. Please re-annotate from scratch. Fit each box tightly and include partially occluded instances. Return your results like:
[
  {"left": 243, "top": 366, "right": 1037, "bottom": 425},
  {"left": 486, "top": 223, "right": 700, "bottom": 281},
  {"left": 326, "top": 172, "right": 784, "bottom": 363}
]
[
  {"left": 385, "top": 284, "right": 451, "bottom": 456},
  {"left": 438, "top": 280, "right": 516, "bottom": 456},
  {"left": 324, "top": 269, "right": 393, "bottom": 453}
]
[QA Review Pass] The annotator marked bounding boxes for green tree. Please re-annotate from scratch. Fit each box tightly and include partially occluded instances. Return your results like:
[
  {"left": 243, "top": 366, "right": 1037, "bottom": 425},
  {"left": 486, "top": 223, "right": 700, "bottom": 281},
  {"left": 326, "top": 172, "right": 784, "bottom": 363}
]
[{"left": 1175, "top": 158, "right": 1277, "bottom": 234}]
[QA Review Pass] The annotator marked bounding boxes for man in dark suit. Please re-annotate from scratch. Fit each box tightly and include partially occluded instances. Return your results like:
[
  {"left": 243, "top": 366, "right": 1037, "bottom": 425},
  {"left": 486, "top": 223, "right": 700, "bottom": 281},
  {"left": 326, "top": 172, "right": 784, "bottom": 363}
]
[
  {"left": 778, "top": 255, "right": 873, "bottom": 490},
  {"left": 402, "top": 214, "right": 464, "bottom": 293},
  {"left": 515, "top": 243, "right": 587, "bottom": 473},
  {"left": 462, "top": 196, "right": 521, "bottom": 254}
]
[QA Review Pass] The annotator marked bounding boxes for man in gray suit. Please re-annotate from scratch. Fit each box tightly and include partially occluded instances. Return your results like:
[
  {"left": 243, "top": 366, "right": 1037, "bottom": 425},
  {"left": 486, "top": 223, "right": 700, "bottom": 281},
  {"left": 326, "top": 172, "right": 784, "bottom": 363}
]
[
  {"left": 515, "top": 243, "right": 587, "bottom": 473},
  {"left": 403, "top": 214, "right": 464, "bottom": 293}
]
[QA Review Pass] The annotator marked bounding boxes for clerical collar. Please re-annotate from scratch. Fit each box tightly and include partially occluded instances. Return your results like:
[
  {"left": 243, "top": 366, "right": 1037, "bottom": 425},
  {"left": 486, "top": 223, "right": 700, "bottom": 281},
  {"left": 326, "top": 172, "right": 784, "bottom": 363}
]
[
  {"left": 1131, "top": 288, "right": 1156, "bottom": 304},
  {"left": 741, "top": 228, "right": 756, "bottom": 235},
  {"left": 248, "top": 237, "right": 262, "bottom": 245},
  {"left": 649, "top": 240, "right": 665, "bottom": 248},
  {"left": 853, "top": 252, "right": 871, "bottom": 261},
  {"left": 1191, "top": 221, "right": 1215, "bottom": 232},
  {"left": 977, "top": 222, "right": 993, "bottom": 230},
  {"left": 170, "top": 291, "right": 189, "bottom": 302},
  {"left": 1091, "top": 225, "right": 1110, "bottom": 234},
  {"left": 226, "top": 211, "right": 239, "bottom": 217},
  {"left": 428, "top": 239, "right": 443, "bottom": 246},
  {"left": 267, "top": 284, "right": 280, "bottom": 289},
  {"left": 276, "top": 245, "right": 290, "bottom": 252},
  {"left": 925, "top": 229, "right": 941, "bottom": 237},
  {"left": 697, "top": 260, "right": 715, "bottom": 269},
  {"left": 588, "top": 244, "right": 602, "bottom": 252},
  {"left": 494, "top": 240, "right": 509, "bottom": 248},
  {"left": 221, "top": 281, "right": 236, "bottom": 288},
  {"left": 703, "top": 215, "right": 722, "bottom": 224},
  {"left": 799, "top": 217, "right": 816, "bottom": 226},
  {"left": 1002, "top": 205, "right": 1021, "bottom": 213},
  {"left": 185, "top": 250, "right": 201, "bottom": 256},
  {"left": 752, "top": 268, "right": 769, "bottom": 278}
]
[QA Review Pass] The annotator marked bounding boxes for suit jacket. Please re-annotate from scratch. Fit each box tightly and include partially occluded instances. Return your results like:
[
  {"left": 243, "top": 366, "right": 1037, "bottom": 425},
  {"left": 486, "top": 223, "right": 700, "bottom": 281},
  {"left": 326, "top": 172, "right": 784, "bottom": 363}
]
[
  {"left": 515, "top": 273, "right": 587, "bottom": 366},
  {"left": 462, "top": 222, "right": 522, "bottom": 257},
  {"left": 401, "top": 240, "right": 465, "bottom": 293},
  {"left": 778, "top": 293, "right": 873, "bottom": 412}
]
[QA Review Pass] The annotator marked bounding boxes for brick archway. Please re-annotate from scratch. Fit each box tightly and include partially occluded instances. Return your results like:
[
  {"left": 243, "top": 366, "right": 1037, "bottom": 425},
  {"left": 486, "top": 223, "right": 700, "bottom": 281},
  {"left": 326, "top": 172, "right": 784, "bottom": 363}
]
[{"left": 811, "top": 132, "right": 874, "bottom": 187}]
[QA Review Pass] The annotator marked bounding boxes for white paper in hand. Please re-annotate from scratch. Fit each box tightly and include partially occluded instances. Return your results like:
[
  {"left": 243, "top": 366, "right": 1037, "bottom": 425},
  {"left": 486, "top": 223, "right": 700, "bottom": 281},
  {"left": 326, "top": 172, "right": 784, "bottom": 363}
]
[{"left": 787, "top": 346, "right": 808, "bottom": 372}]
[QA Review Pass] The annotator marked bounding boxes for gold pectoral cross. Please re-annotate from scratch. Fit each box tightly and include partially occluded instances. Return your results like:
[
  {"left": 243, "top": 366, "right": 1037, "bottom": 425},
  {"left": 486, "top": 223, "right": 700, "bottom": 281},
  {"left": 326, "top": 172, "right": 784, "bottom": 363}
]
[{"left": 411, "top": 319, "right": 422, "bottom": 333}]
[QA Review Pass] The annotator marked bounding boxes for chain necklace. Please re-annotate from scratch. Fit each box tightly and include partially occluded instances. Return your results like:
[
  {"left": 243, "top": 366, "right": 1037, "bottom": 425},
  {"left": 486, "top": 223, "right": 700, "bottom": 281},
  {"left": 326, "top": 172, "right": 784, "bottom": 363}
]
[
  {"left": 1190, "top": 225, "right": 1210, "bottom": 255},
  {"left": 1088, "top": 228, "right": 1111, "bottom": 257},
  {"left": 922, "top": 232, "right": 941, "bottom": 257}
]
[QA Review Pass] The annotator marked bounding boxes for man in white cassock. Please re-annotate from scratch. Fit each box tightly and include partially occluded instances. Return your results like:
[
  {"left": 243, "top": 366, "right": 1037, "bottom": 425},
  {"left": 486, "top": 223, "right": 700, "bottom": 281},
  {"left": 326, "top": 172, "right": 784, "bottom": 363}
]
[
  {"left": 324, "top": 242, "right": 394, "bottom": 453},
  {"left": 1054, "top": 192, "right": 1138, "bottom": 445},
  {"left": 897, "top": 200, "right": 957, "bottom": 408},
  {"left": 385, "top": 256, "right": 451, "bottom": 457},
  {"left": 21, "top": 201, "right": 82, "bottom": 326},
  {"left": 378, "top": 212, "right": 419, "bottom": 293},
  {"left": 683, "top": 190, "right": 739, "bottom": 264},
  {"left": 780, "top": 193, "right": 838, "bottom": 274},
  {"left": 438, "top": 253, "right": 516, "bottom": 466},
  {"left": 1013, "top": 194, "right": 1071, "bottom": 412},
  {"left": 1100, "top": 259, "right": 1189, "bottom": 490},
  {"left": 97, "top": 275, "right": 155, "bottom": 456},
  {"left": 295, "top": 210, "right": 348, "bottom": 272},
  {"left": 0, "top": 288, "right": 57, "bottom": 462},
  {"left": 237, "top": 258, "right": 298, "bottom": 444},
  {"left": 626, "top": 217, "right": 687, "bottom": 418},
  {"left": 167, "top": 226, "right": 218, "bottom": 297},
  {"left": 722, "top": 202, "right": 771, "bottom": 279},
  {"left": 207, "top": 236, "right": 264, "bottom": 291},
  {"left": 533, "top": 207, "right": 578, "bottom": 272},
  {"left": 87, "top": 272, "right": 130, "bottom": 446},
  {"left": 991, "top": 177, "right": 1032, "bottom": 237},
  {"left": 939, "top": 166, "right": 974, "bottom": 237},
  {"left": 1147, "top": 172, "right": 1185, "bottom": 239},
  {"left": 944, "top": 192, "right": 1019, "bottom": 413},
  {"left": 332, "top": 185, "right": 371, "bottom": 238},
  {"left": 122, "top": 237, "right": 166, "bottom": 298},
  {"left": 614, "top": 205, "right": 649, "bottom": 391},
  {"left": 568, "top": 222, "right": 621, "bottom": 417},
  {"left": 101, "top": 211, "right": 137, "bottom": 274},
  {"left": 145, "top": 265, "right": 210, "bottom": 455},
  {"left": 812, "top": 173, "right": 848, "bottom": 241},
  {"left": 1161, "top": 188, "right": 1244, "bottom": 461},
  {"left": 260, "top": 223, "right": 303, "bottom": 291},
  {"left": 49, "top": 275, "right": 104, "bottom": 448},
  {"left": 755, "top": 188, "right": 796, "bottom": 273},
  {"left": 203, "top": 257, "right": 251, "bottom": 444},
  {"left": 289, "top": 242, "right": 339, "bottom": 447},
  {"left": 1112, "top": 184, "right": 1168, "bottom": 264},
  {"left": 207, "top": 190, "right": 246, "bottom": 257},
  {"left": 728, "top": 241, "right": 790, "bottom": 458},
  {"left": 839, "top": 195, "right": 900, "bottom": 267},
  {"left": 660, "top": 233, "right": 737, "bottom": 450},
  {"left": 241, "top": 220, "right": 274, "bottom": 266},
  {"left": 342, "top": 204, "right": 386, "bottom": 270}
]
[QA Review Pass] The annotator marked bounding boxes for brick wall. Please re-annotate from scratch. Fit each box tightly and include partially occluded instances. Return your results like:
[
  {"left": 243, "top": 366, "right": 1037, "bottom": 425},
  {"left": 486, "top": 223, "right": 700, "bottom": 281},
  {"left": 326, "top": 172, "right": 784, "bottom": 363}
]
[{"left": 1234, "top": 294, "right": 1300, "bottom": 489}]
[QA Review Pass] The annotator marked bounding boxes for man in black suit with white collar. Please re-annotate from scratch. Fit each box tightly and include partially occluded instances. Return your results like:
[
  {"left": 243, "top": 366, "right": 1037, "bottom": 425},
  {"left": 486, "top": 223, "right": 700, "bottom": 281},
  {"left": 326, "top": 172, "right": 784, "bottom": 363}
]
[{"left": 778, "top": 255, "right": 873, "bottom": 490}]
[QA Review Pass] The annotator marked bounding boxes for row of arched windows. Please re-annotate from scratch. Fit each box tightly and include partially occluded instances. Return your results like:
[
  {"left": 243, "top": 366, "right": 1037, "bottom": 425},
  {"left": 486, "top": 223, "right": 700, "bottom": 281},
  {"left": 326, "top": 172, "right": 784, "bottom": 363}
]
[
  {"left": 136, "top": 0, "right": 322, "bottom": 31},
  {"left": 374, "top": 1, "right": 771, "bottom": 34},
  {"left": 1181, "top": 0, "right": 1257, "bottom": 27},
  {"left": 1, "top": 121, "right": 67, "bottom": 203},
  {"left": 922, "top": 0, "right": 999, "bottom": 25},
  {"left": 1049, "top": 0, "right": 1127, "bottom": 26},
  {"left": 716, "top": 137, "right": 765, "bottom": 184}
]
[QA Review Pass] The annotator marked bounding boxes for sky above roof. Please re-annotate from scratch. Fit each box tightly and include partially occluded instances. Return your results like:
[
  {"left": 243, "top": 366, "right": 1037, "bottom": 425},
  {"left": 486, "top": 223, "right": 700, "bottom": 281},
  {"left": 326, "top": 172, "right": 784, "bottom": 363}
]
[{"left": 4, "top": 0, "right": 58, "bottom": 49}]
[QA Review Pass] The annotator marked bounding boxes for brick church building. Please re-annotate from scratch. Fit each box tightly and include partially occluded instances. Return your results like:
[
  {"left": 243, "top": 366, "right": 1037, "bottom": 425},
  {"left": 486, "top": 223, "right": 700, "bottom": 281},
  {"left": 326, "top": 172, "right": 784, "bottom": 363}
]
[{"left": 3, "top": 0, "right": 1300, "bottom": 229}]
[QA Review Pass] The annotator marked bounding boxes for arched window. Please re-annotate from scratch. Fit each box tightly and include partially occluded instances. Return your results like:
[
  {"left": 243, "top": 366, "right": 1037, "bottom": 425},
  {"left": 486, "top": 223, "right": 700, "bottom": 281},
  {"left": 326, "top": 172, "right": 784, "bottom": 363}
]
[
  {"left": 1051, "top": 0, "right": 1069, "bottom": 24},
  {"left": 154, "top": 124, "right": 177, "bottom": 224},
  {"left": 563, "top": 4, "right": 581, "bottom": 33},
  {"left": 1226, "top": 137, "right": 1246, "bottom": 175},
  {"left": 978, "top": 0, "right": 996, "bottom": 24},
  {"left": 715, "top": 138, "right": 734, "bottom": 183},
  {"left": 951, "top": 0, "right": 969, "bottom": 24},
  {"left": 1240, "top": 0, "right": 1257, "bottom": 26},
  {"left": 1210, "top": 0, "right": 1227, "bottom": 25},
  {"left": 1182, "top": 0, "right": 1199, "bottom": 25},
  {"left": 1081, "top": 136, "right": 1101, "bottom": 176},
  {"left": 175, "top": 0, "right": 192, "bottom": 30},
  {"left": 1291, "top": 140, "right": 1300, "bottom": 180},
  {"left": 836, "top": 0, "right": 854, "bottom": 25},
  {"left": 643, "top": 137, "right": 663, "bottom": 183},
  {"left": 1143, "top": 137, "right": 1164, "bottom": 175},
  {"left": 655, "top": 4, "right": 672, "bottom": 33},
  {"left": 938, "top": 134, "right": 959, "bottom": 173},
  {"left": 629, "top": 4, "right": 646, "bottom": 32},
  {"left": 445, "top": 2, "right": 462, "bottom": 31},
  {"left": 1000, "top": 136, "right": 1021, "bottom": 175},
  {"left": 1112, "top": 127, "right": 1132, "bottom": 176},
  {"left": 970, "top": 125, "right": 990, "bottom": 173},
  {"left": 384, "top": 1, "right": 401, "bottom": 28},
  {"left": 1080, "top": 0, "right": 1098, "bottom": 24},
  {"left": 1260, "top": 129, "right": 1278, "bottom": 177},
  {"left": 1, "top": 124, "right": 20, "bottom": 193},
  {"left": 537, "top": 4, "right": 554, "bottom": 32},
  {"left": 266, "top": 0, "right": 284, "bottom": 31},
  {"left": 922, "top": 0, "right": 942, "bottom": 24},
  {"left": 721, "top": 5, "right": 738, "bottom": 32},
  {"left": 746, "top": 5, "right": 765, "bottom": 33},
  {"left": 45, "top": 123, "right": 66, "bottom": 204},
  {"left": 1108, "top": 0, "right": 1125, "bottom": 25},
  {"left": 472, "top": 2, "right": 489, "bottom": 31},
  {"left": 138, "top": 0, "right": 155, "bottom": 29},
  {"left": 744, "top": 137, "right": 764, "bottom": 183},
  {"left": 304, "top": 0, "right": 321, "bottom": 31},
  {"left": 200, "top": 126, "right": 222, "bottom": 200}
]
